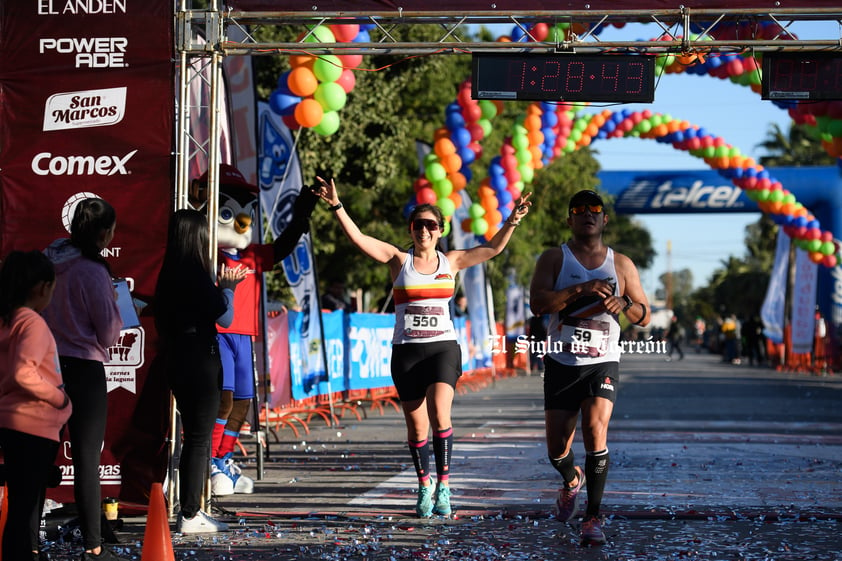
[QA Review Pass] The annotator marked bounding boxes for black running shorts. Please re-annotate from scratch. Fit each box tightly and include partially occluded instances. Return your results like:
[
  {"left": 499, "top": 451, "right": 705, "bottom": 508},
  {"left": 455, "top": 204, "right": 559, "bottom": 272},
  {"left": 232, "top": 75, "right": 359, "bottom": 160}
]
[
  {"left": 391, "top": 340, "right": 462, "bottom": 401},
  {"left": 543, "top": 357, "right": 619, "bottom": 411}
]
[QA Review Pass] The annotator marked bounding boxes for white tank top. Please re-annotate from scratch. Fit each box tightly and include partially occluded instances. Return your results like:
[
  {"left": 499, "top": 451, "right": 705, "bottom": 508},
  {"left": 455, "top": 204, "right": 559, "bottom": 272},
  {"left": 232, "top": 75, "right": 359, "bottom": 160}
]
[
  {"left": 392, "top": 249, "right": 457, "bottom": 344},
  {"left": 545, "top": 244, "right": 621, "bottom": 365}
]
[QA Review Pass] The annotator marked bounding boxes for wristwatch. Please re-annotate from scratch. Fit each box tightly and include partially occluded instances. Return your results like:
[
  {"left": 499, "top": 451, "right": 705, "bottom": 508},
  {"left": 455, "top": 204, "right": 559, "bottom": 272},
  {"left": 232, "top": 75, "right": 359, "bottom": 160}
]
[{"left": 622, "top": 295, "right": 634, "bottom": 312}]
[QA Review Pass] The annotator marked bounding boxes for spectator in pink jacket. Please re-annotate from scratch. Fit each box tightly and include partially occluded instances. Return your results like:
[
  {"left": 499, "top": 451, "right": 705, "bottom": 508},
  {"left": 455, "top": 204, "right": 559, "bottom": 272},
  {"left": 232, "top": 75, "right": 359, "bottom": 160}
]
[
  {"left": 42, "top": 198, "right": 124, "bottom": 561},
  {"left": 0, "top": 250, "right": 72, "bottom": 561}
]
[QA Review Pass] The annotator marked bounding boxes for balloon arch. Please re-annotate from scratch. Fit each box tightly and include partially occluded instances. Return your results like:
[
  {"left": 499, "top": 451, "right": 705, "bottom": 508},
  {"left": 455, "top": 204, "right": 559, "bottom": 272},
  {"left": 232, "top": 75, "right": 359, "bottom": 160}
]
[{"left": 267, "top": 20, "right": 841, "bottom": 269}]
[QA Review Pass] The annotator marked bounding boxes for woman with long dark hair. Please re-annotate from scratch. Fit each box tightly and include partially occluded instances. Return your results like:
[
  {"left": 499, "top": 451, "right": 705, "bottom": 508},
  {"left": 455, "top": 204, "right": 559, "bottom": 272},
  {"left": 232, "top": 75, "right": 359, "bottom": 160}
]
[
  {"left": 313, "top": 177, "right": 531, "bottom": 518},
  {"left": 42, "top": 198, "right": 125, "bottom": 561},
  {"left": 154, "top": 209, "right": 245, "bottom": 533},
  {"left": 0, "top": 250, "right": 72, "bottom": 561}
]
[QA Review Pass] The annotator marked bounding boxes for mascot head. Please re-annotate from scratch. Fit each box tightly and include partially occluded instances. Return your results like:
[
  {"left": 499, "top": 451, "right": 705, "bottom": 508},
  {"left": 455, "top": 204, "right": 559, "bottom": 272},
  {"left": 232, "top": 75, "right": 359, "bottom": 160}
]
[{"left": 194, "top": 164, "right": 259, "bottom": 254}]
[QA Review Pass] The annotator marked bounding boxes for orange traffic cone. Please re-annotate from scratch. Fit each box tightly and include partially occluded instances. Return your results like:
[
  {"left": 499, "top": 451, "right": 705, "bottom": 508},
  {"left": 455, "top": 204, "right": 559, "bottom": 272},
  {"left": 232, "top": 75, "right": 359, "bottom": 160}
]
[
  {"left": 0, "top": 484, "right": 8, "bottom": 561},
  {"left": 141, "top": 482, "right": 174, "bottom": 561}
]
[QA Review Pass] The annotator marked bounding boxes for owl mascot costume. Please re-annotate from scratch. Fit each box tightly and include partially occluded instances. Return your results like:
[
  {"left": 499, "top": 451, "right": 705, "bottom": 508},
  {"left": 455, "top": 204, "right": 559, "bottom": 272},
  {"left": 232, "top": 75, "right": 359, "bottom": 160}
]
[{"left": 194, "top": 164, "right": 317, "bottom": 495}]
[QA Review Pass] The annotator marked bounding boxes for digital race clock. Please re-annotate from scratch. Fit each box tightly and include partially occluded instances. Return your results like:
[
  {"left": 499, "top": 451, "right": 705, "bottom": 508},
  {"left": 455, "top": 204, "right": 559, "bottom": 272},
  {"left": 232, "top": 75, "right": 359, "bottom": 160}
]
[
  {"left": 761, "top": 52, "right": 842, "bottom": 100},
  {"left": 471, "top": 53, "right": 655, "bottom": 103}
]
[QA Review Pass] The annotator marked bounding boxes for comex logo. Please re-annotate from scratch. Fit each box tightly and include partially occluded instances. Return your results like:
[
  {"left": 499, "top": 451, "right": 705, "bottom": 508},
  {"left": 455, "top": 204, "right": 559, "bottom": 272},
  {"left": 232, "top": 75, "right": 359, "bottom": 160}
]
[
  {"left": 31, "top": 150, "right": 136, "bottom": 176},
  {"left": 43, "top": 87, "right": 126, "bottom": 131}
]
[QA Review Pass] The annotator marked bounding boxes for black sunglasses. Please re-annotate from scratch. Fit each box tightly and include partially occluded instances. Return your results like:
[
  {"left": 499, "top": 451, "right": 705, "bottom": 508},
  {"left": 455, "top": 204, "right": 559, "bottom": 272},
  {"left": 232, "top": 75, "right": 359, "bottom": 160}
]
[
  {"left": 570, "top": 204, "right": 603, "bottom": 216},
  {"left": 412, "top": 218, "right": 440, "bottom": 232}
]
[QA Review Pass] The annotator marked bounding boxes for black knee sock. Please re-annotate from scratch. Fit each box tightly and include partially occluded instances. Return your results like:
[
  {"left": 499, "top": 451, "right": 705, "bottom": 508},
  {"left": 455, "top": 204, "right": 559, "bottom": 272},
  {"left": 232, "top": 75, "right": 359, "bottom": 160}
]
[
  {"left": 585, "top": 449, "right": 609, "bottom": 516},
  {"left": 549, "top": 450, "right": 578, "bottom": 486},
  {"left": 433, "top": 427, "right": 453, "bottom": 484},
  {"left": 408, "top": 439, "right": 431, "bottom": 484}
]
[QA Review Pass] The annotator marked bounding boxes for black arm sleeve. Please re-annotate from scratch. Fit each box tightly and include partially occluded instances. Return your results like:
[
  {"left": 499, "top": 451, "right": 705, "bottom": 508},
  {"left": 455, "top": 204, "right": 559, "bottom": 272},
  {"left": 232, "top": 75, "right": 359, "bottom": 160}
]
[{"left": 272, "top": 187, "right": 319, "bottom": 263}]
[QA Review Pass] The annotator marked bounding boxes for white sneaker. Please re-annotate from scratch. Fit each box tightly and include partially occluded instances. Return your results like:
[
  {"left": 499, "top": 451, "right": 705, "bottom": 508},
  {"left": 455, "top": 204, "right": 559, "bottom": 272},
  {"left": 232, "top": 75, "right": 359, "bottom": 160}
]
[
  {"left": 222, "top": 455, "right": 254, "bottom": 494},
  {"left": 176, "top": 510, "right": 229, "bottom": 534},
  {"left": 211, "top": 471, "right": 235, "bottom": 496},
  {"left": 233, "top": 472, "right": 254, "bottom": 494}
]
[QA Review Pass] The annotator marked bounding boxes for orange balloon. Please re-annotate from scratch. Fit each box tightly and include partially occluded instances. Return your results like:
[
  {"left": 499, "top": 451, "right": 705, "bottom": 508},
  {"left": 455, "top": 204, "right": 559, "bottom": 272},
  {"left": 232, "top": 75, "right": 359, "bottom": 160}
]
[
  {"left": 290, "top": 53, "right": 316, "bottom": 69},
  {"left": 441, "top": 153, "right": 462, "bottom": 173},
  {"left": 294, "top": 98, "right": 324, "bottom": 128},
  {"left": 527, "top": 130, "right": 544, "bottom": 146},
  {"left": 526, "top": 103, "right": 542, "bottom": 116},
  {"left": 591, "top": 114, "right": 606, "bottom": 127},
  {"left": 666, "top": 120, "right": 681, "bottom": 133},
  {"left": 530, "top": 146, "right": 543, "bottom": 162},
  {"left": 585, "top": 124, "right": 599, "bottom": 137},
  {"left": 481, "top": 195, "right": 498, "bottom": 211},
  {"left": 434, "top": 137, "right": 457, "bottom": 157},
  {"left": 448, "top": 191, "right": 462, "bottom": 207},
  {"left": 461, "top": 218, "right": 473, "bottom": 232},
  {"left": 478, "top": 185, "right": 495, "bottom": 199},
  {"left": 486, "top": 209, "right": 503, "bottom": 227},
  {"left": 448, "top": 172, "right": 467, "bottom": 191},
  {"left": 524, "top": 114, "right": 542, "bottom": 131},
  {"left": 434, "top": 127, "right": 451, "bottom": 141},
  {"left": 652, "top": 124, "right": 669, "bottom": 137},
  {"left": 287, "top": 67, "right": 318, "bottom": 97}
]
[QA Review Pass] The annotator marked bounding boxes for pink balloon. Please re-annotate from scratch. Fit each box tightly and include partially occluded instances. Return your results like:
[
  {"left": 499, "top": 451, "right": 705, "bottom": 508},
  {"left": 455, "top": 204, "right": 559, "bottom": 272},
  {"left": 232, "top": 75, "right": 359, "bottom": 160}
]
[{"left": 335, "top": 69, "right": 356, "bottom": 93}]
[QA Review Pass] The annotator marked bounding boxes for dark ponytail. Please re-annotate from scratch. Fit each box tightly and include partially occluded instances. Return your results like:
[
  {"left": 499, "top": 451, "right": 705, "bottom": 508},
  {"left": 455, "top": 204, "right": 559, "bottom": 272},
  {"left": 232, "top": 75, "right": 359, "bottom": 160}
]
[{"left": 70, "top": 197, "right": 115, "bottom": 273}]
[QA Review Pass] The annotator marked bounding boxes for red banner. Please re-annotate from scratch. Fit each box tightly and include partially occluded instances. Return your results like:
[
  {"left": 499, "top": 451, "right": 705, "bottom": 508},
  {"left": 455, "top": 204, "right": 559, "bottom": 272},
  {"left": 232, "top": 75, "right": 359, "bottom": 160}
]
[{"left": 0, "top": 1, "right": 174, "bottom": 503}]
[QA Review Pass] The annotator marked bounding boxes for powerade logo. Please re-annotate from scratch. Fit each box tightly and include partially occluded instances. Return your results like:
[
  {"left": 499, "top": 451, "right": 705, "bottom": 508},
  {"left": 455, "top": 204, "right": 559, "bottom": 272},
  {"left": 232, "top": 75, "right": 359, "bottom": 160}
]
[
  {"left": 39, "top": 37, "right": 128, "bottom": 69},
  {"left": 38, "top": 0, "right": 126, "bottom": 15},
  {"left": 43, "top": 87, "right": 126, "bottom": 131},
  {"left": 616, "top": 179, "right": 747, "bottom": 211},
  {"left": 31, "top": 150, "right": 137, "bottom": 176}
]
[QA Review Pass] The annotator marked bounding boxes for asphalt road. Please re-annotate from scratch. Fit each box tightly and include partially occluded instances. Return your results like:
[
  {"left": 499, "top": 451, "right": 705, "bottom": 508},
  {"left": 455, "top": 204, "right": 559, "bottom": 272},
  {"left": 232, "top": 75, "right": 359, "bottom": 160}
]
[{"left": 41, "top": 351, "right": 842, "bottom": 560}]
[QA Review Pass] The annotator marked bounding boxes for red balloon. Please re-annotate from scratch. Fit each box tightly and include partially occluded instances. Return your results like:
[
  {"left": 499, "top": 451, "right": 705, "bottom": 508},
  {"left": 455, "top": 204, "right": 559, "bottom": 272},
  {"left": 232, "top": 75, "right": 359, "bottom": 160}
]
[
  {"left": 282, "top": 113, "right": 300, "bottom": 130},
  {"left": 337, "top": 53, "right": 363, "bottom": 69},
  {"left": 416, "top": 187, "right": 437, "bottom": 205},
  {"left": 331, "top": 23, "right": 360, "bottom": 42},
  {"left": 413, "top": 177, "right": 431, "bottom": 193}
]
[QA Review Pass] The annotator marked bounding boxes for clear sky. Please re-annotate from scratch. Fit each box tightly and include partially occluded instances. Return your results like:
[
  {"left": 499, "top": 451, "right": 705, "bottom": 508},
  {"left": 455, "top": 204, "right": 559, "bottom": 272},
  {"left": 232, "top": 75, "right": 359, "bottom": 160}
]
[{"left": 561, "top": 21, "right": 838, "bottom": 296}]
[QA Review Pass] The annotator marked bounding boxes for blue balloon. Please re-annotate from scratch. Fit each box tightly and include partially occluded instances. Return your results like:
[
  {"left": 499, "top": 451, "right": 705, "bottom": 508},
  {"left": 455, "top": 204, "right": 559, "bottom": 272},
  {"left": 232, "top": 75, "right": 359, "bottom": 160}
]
[
  {"left": 269, "top": 89, "right": 301, "bottom": 116},
  {"left": 276, "top": 72, "right": 294, "bottom": 94},
  {"left": 460, "top": 166, "right": 473, "bottom": 183},
  {"left": 458, "top": 146, "right": 476, "bottom": 164},
  {"left": 452, "top": 126, "right": 472, "bottom": 148},
  {"left": 353, "top": 29, "right": 371, "bottom": 42},
  {"left": 445, "top": 112, "right": 465, "bottom": 130},
  {"left": 490, "top": 161, "right": 505, "bottom": 176},
  {"left": 497, "top": 190, "right": 513, "bottom": 206},
  {"left": 490, "top": 173, "right": 508, "bottom": 190}
]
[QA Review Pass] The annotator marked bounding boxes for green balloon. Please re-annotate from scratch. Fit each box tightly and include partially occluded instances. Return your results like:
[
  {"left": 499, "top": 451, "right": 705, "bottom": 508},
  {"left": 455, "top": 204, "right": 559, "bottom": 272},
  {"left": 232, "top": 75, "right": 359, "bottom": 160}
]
[
  {"left": 313, "top": 111, "right": 340, "bottom": 136},
  {"left": 471, "top": 218, "right": 489, "bottom": 236},
  {"left": 441, "top": 220, "right": 452, "bottom": 236},
  {"left": 436, "top": 197, "right": 456, "bottom": 217},
  {"left": 304, "top": 25, "right": 336, "bottom": 43},
  {"left": 425, "top": 162, "right": 446, "bottom": 183},
  {"left": 313, "top": 55, "right": 343, "bottom": 83},
  {"left": 769, "top": 190, "right": 784, "bottom": 203},
  {"left": 314, "top": 82, "right": 347, "bottom": 111},
  {"left": 432, "top": 178, "right": 453, "bottom": 198},
  {"left": 808, "top": 239, "right": 823, "bottom": 253},
  {"left": 479, "top": 100, "right": 497, "bottom": 119},
  {"left": 821, "top": 241, "right": 836, "bottom": 255},
  {"left": 478, "top": 118, "right": 492, "bottom": 137},
  {"left": 518, "top": 165, "right": 533, "bottom": 184},
  {"left": 511, "top": 133, "right": 529, "bottom": 150},
  {"left": 515, "top": 148, "right": 532, "bottom": 165},
  {"left": 469, "top": 203, "right": 486, "bottom": 219}
]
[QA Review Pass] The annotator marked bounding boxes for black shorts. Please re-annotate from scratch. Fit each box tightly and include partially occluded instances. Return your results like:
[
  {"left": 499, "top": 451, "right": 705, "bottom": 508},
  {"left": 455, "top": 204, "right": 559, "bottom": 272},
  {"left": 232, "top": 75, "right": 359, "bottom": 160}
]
[
  {"left": 391, "top": 340, "right": 462, "bottom": 402},
  {"left": 543, "top": 357, "right": 619, "bottom": 411}
]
